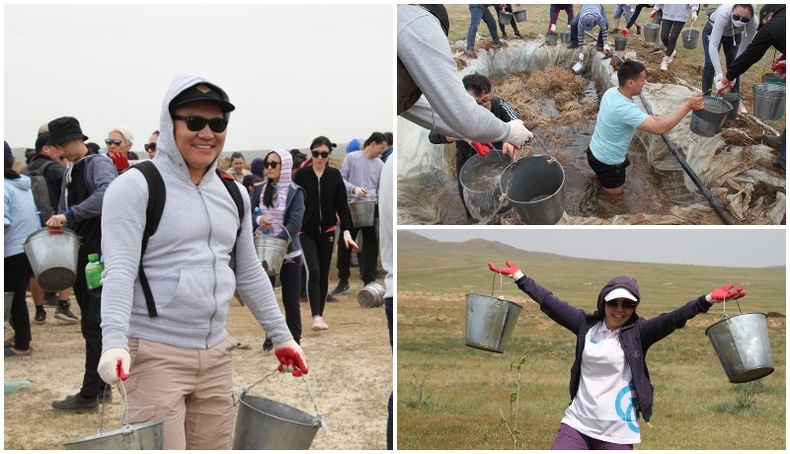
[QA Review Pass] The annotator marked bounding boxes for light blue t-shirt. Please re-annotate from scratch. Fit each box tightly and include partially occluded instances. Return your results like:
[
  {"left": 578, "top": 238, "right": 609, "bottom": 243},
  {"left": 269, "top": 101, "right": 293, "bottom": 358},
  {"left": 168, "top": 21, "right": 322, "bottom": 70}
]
[{"left": 589, "top": 87, "right": 649, "bottom": 165}]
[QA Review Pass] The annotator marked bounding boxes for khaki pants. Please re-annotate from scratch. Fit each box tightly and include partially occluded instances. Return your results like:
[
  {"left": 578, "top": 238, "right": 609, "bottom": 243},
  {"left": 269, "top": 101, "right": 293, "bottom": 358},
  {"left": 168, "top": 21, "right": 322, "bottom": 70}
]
[{"left": 126, "top": 336, "right": 236, "bottom": 450}]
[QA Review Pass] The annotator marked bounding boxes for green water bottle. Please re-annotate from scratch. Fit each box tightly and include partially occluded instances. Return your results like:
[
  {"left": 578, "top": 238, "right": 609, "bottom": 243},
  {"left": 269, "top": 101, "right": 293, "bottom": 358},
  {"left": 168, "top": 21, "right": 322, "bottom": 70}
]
[{"left": 85, "top": 253, "right": 103, "bottom": 291}]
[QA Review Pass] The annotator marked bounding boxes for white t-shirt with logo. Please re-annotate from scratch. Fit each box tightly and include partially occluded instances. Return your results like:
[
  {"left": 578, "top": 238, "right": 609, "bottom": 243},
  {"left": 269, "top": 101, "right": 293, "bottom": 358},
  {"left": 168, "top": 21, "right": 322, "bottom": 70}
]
[{"left": 561, "top": 321, "right": 641, "bottom": 444}]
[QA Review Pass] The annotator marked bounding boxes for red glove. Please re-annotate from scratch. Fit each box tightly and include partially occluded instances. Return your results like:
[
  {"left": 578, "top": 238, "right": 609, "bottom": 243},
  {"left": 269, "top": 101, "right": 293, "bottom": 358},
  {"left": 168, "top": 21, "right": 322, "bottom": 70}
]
[
  {"left": 116, "top": 359, "right": 130, "bottom": 381},
  {"left": 771, "top": 58, "right": 785, "bottom": 76},
  {"left": 488, "top": 260, "right": 519, "bottom": 275},
  {"left": 649, "top": 10, "right": 657, "bottom": 19},
  {"left": 108, "top": 150, "right": 130, "bottom": 172},
  {"left": 621, "top": 29, "right": 628, "bottom": 37},
  {"left": 470, "top": 141, "right": 493, "bottom": 157},
  {"left": 709, "top": 283, "right": 746, "bottom": 301},
  {"left": 274, "top": 340, "right": 308, "bottom": 377}
]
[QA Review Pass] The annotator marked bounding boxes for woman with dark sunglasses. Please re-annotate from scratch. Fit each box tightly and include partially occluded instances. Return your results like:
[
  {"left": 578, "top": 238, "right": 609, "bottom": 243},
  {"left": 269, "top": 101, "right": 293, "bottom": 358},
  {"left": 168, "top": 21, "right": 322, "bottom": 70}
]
[
  {"left": 488, "top": 260, "right": 746, "bottom": 450},
  {"left": 294, "top": 136, "right": 358, "bottom": 331},
  {"left": 105, "top": 127, "right": 138, "bottom": 173},
  {"left": 251, "top": 148, "right": 305, "bottom": 351},
  {"left": 702, "top": 4, "right": 758, "bottom": 100}
]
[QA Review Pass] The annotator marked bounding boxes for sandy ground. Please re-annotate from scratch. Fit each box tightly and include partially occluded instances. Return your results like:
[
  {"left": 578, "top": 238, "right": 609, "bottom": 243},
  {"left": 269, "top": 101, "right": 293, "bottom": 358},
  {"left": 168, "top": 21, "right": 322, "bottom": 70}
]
[{"left": 4, "top": 269, "right": 392, "bottom": 450}]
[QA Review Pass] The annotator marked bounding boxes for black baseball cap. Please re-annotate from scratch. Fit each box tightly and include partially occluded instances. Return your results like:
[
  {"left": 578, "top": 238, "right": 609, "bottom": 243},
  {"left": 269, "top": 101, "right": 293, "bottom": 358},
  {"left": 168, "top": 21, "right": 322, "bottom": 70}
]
[{"left": 169, "top": 82, "right": 236, "bottom": 114}]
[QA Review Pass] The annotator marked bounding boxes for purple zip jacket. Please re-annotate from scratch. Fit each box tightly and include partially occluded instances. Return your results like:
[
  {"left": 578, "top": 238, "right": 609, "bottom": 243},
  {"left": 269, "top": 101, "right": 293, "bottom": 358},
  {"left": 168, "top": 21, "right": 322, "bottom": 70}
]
[{"left": 515, "top": 274, "right": 714, "bottom": 422}]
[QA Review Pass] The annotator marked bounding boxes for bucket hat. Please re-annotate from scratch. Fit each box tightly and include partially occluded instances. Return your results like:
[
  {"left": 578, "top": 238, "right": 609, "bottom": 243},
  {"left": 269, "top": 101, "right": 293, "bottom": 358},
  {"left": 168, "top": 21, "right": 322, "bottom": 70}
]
[{"left": 47, "top": 116, "right": 89, "bottom": 145}]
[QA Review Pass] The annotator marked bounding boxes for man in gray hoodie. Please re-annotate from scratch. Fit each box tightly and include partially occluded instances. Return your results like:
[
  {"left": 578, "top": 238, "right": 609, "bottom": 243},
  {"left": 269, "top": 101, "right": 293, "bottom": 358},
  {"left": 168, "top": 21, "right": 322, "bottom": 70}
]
[{"left": 97, "top": 74, "right": 307, "bottom": 449}]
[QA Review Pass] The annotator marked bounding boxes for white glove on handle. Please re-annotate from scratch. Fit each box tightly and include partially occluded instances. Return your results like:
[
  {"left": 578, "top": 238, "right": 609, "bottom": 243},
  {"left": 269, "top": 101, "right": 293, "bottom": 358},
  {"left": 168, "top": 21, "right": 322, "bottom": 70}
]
[
  {"left": 274, "top": 339, "right": 308, "bottom": 377},
  {"left": 98, "top": 347, "right": 131, "bottom": 385},
  {"left": 549, "top": 23, "right": 556, "bottom": 33},
  {"left": 578, "top": 52, "right": 585, "bottom": 61},
  {"left": 353, "top": 187, "right": 367, "bottom": 198},
  {"left": 343, "top": 230, "right": 360, "bottom": 252},
  {"left": 504, "top": 119, "right": 533, "bottom": 147},
  {"left": 603, "top": 44, "right": 611, "bottom": 55}
]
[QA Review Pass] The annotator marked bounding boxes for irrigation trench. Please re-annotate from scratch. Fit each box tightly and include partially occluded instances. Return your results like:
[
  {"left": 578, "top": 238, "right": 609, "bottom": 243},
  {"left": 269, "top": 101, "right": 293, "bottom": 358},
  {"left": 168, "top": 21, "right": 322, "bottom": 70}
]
[{"left": 637, "top": 93, "right": 737, "bottom": 225}]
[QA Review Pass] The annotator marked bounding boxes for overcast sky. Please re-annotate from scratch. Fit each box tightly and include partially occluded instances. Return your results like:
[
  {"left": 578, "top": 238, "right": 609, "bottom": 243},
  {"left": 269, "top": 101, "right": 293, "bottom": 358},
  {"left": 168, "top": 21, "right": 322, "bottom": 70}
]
[
  {"left": 4, "top": 4, "right": 392, "bottom": 153},
  {"left": 409, "top": 228, "right": 786, "bottom": 268}
]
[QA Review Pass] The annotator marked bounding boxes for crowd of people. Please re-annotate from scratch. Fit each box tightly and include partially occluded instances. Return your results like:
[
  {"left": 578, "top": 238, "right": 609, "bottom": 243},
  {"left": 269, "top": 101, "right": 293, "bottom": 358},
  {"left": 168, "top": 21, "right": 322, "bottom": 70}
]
[
  {"left": 405, "top": 4, "right": 784, "bottom": 215},
  {"left": 4, "top": 74, "right": 392, "bottom": 449}
]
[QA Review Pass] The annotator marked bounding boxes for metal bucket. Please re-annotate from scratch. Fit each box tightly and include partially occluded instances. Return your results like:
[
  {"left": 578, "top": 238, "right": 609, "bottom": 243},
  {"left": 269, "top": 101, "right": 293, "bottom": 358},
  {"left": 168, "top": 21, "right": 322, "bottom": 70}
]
[
  {"left": 23, "top": 227, "right": 80, "bottom": 291},
  {"left": 64, "top": 420, "right": 164, "bottom": 450},
  {"left": 559, "top": 31, "right": 571, "bottom": 44},
  {"left": 614, "top": 36, "right": 627, "bottom": 51},
  {"left": 690, "top": 96, "right": 732, "bottom": 137},
  {"left": 498, "top": 10, "right": 513, "bottom": 25},
  {"left": 254, "top": 234, "right": 289, "bottom": 276},
  {"left": 459, "top": 148, "right": 512, "bottom": 221},
  {"left": 4, "top": 292, "right": 13, "bottom": 322},
  {"left": 546, "top": 32, "right": 558, "bottom": 46},
  {"left": 681, "top": 29, "right": 699, "bottom": 49},
  {"left": 348, "top": 199, "right": 376, "bottom": 227},
  {"left": 722, "top": 92, "right": 740, "bottom": 119},
  {"left": 514, "top": 10, "right": 526, "bottom": 22},
  {"left": 644, "top": 23, "right": 659, "bottom": 42},
  {"left": 501, "top": 156, "right": 566, "bottom": 225},
  {"left": 752, "top": 83, "right": 786, "bottom": 120},
  {"left": 233, "top": 394, "right": 320, "bottom": 450},
  {"left": 358, "top": 282, "right": 385, "bottom": 308},
  {"left": 571, "top": 60, "right": 586, "bottom": 75},
  {"left": 465, "top": 294, "right": 522, "bottom": 353},
  {"left": 706, "top": 313, "right": 774, "bottom": 383}
]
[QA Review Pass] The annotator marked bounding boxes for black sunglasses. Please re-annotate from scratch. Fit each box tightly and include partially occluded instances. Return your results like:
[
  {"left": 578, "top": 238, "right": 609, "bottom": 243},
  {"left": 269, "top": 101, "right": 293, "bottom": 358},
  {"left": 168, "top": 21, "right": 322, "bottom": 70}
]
[
  {"left": 263, "top": 161, "right": 280, "bottom": 169},
  {"left": 104, "top": 139, "right": 122, "bottom": 147},
  {"left": 144, "top": 142, "right": 157, "bottom": 152},
  {"left": 311, "top": 150, "right": 330, "bottom": 159},
  {"left": 172, "top": 115, "right": 228, "bottom": 133},
  {"left": 605, "top": 300, "right": 636, "bottom": 310},
  {"left": 731, "top": 13, "right": 751, "bottom": 23}
]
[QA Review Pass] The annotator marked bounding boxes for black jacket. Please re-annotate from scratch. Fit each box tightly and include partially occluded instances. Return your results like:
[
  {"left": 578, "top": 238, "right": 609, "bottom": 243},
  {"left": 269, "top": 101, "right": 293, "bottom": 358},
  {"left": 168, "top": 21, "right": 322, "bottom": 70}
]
[
  {"left": 293, "top": 165, "right": 351, "bottom": 237},
  {"left": 726, "top": 6, "right": 785, "bottom": 81}
]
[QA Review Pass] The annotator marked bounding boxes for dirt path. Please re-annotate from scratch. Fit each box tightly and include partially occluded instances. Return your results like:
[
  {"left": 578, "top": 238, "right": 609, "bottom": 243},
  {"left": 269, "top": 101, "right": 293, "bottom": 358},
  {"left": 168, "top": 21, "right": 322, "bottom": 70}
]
[{"left": 4, "top": 271, "right": 391, "bottom": 450}]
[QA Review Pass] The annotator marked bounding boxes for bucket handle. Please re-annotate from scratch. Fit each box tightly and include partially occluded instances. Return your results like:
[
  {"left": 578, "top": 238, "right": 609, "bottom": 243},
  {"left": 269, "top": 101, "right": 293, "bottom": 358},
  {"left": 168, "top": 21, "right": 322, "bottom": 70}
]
[
  {"left": 254, "top": 221, "right": 293, "bottom": 245},
  {"left": 490, "top": 269, "right": 505, "bottom": 299},
  {"left": 239, "top": 368, "right": 327, "bottom": 431},
  {"left": 720, "top": 295, "right": 744, "bottom": 319}
]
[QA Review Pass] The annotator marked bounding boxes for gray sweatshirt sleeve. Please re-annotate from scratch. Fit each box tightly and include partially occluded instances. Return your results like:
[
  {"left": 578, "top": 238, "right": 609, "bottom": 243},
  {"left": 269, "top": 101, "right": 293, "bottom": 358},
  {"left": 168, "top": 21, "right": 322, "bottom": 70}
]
[
  {"left": 397, "top": 6, "right": 509, "bottom": 143},
  {"left": 64, "top": 156, "right": 117, "bottom": 224},
  {"left": 707, "top": 8, "right": 729, "bottom": 76}
]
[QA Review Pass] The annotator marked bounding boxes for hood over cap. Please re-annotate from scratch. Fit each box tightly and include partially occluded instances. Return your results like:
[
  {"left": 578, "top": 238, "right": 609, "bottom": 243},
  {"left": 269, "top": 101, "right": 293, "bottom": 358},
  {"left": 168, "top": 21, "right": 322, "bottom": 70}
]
[
  {"left": 157, "top": 74, "right": 235, "bottom": 183},
  {"left": 596, "top": 275, "right": 641, "bottom": 313}
]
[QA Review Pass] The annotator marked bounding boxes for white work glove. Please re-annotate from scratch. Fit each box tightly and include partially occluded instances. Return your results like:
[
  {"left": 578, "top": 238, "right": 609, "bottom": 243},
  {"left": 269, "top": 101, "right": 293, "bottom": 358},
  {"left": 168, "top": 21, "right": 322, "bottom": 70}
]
[
  {"left": 714, "top": 74, "right": 732, "bottom": 94},
  {"left": 343, "top": 230, "right": 360, "bottom": 252},
  {"left": 549, "top": 23, "right": 556, "bottom": 33},
  {"left": 274, "top": 339, "right": 308, "bottom": 377},
  {"left": 691, "top": 11, "right": 698, "bottom": 22},
  {"left": 352, "top": 187, "right": 367, "bottom": 198},
  {"left": 488, "top": 260, "right": 525, "bottom": 281},
  {"left": 504, "top": 119, "right": 533, "bottom": 146},
  {"left": 578, "top": 52, "right": 585, "bottom": 61},
  {"left": 98, "top": 347, "right": 131, "bottom": 386},
  {"left": 603, "top": 44, "right": 611, "bottom": 54}
]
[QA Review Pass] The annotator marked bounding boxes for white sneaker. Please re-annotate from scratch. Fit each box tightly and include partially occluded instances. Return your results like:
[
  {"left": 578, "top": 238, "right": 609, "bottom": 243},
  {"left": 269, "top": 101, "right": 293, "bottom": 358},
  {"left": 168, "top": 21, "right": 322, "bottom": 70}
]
[
  {"left": 667, "top": 50, "right": 677, "bottom": 64},
  {"left": 660, "top": 59, "right": 669, "bottom": 71},
  {"left": 311, "top": 316, "right": 323, "bottom": 331}
]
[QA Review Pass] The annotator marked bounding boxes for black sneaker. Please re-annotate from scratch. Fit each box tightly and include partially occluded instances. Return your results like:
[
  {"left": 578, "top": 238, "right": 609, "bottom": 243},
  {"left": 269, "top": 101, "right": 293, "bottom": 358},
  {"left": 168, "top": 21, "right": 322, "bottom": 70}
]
[
  {"left": 636, "top": 24, "right": 642, "bottom": 35},
  {"left": 567, "top": 43, "right": 579, "bottom": 49},
  {"left": 263, "top": 338, "right": 274, "bottom": 352},
  {"left": 55, "top": 303, "right": 79, "bottom": 324},
  {"left": 330, "top": 281, "right": 350, "bottom": 295},
  {"left": 34, "top": 309, "right": 46, "bottom": 324},
  {"left": 761, "top": 133, "right": 782, "bottom": 148},
  {"left": 326, "top": 294, "right": 338, "bottom": 303},
  {"left": 515, "top": 32, "right": 523, "bottom": 38},
  {"left": 44, "top": 296, "right": 60, "bottom": 307},
  {"left": 52, "top": 394, "right": 98, "bottom": 412}
]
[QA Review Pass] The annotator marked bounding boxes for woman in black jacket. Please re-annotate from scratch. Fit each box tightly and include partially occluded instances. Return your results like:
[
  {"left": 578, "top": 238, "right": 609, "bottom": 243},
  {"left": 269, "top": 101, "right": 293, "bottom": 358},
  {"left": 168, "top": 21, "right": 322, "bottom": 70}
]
[{"left": 294, "top": 136, "right": 358, "bottom": 331}]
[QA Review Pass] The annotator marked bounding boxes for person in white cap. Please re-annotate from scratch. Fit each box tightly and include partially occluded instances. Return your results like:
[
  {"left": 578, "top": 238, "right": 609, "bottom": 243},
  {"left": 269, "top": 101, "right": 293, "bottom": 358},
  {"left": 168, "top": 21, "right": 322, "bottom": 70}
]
[{"left": 489, "top": 261, "right": 746, "bottom": 449}]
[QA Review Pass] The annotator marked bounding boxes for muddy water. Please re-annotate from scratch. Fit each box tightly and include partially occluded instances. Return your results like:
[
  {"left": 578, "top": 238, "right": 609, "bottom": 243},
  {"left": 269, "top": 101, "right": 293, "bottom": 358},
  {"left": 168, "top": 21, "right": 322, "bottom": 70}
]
[{"left": 429, "top": 116, "right": 676, "bottom": 224}]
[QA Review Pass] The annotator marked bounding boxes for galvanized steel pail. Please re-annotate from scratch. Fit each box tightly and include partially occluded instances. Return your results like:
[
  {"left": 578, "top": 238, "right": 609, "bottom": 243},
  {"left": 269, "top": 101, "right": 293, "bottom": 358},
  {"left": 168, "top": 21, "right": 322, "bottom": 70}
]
[
  {"left": 465, "top": 294, "right": 522, "bottom": 353},
  {"left": 23, "top": 227, "right": 80, "bottom": 291},
  {"left": 233, "top": 394, "right": 320, "bottom": 450},
  {"left": 706, "top": 312, "right": 774, "bottom": 383}
]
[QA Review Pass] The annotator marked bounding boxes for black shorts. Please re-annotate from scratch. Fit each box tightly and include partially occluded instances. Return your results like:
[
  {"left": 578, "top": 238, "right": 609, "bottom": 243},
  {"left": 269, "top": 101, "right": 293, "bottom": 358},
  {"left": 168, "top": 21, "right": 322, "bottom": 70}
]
[{"left": 586, "top": 147, "right": 630, "bottom": 189}]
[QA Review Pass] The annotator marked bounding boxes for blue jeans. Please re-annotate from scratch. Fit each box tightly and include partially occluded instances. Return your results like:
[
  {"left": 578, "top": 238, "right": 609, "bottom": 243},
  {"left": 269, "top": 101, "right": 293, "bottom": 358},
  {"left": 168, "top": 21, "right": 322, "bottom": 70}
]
[
  {"left": 549, "top": 4, "right": 575, "bottom": 29},
  {"left": 569, "top": 7, "right": 605, "bottom": 48},
  {"left": 467, "top": 4, "right": 500, "bottom": 50},
  {"left": 702, "top": 21, "right": 742, "bottom": 94},
  {"left": 614, "top": 4, "right": 632, "bottom": 19}
]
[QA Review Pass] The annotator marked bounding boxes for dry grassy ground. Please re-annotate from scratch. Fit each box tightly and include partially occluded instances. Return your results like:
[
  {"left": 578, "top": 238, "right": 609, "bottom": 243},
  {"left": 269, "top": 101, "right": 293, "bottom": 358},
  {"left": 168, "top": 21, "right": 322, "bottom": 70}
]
[{"left": 4, "top": 253, "right": 391, "bottom": 450}]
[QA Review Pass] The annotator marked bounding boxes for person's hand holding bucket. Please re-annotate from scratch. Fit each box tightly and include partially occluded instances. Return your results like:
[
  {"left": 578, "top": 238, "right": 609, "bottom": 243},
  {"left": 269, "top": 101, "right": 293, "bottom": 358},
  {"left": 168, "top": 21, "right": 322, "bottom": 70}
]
[
  {"left": 488, "top": 260, "right": 525, "bottom": 281},
  {"left": 343, "top": 230, "right": 360, "bottom": 252},
  {"left": 98, "top": 348, "right": 132, "bottom": 385},
  {"left": 706, "top": 283, "right": 746, "bottom": 303},
  {"left": 274, "top": 339, "right": 309, "bottom": 377}
]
